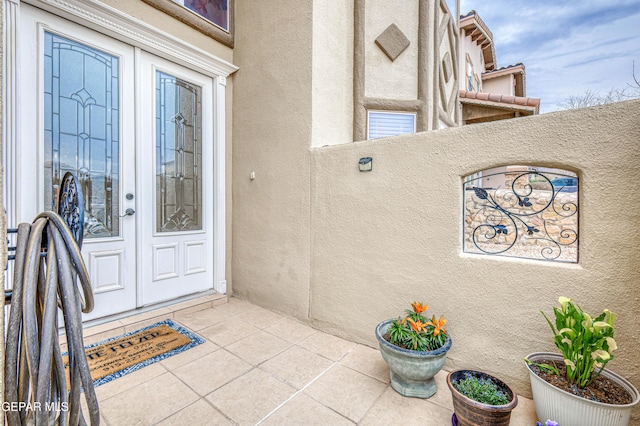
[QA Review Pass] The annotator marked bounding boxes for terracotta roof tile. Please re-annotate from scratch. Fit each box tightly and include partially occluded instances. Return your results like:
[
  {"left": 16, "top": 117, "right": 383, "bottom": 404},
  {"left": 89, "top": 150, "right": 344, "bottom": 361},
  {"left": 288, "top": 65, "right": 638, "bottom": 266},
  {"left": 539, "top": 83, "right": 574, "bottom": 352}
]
[{"left": 459, "top": 90, "right": 540, "bottom": 112}]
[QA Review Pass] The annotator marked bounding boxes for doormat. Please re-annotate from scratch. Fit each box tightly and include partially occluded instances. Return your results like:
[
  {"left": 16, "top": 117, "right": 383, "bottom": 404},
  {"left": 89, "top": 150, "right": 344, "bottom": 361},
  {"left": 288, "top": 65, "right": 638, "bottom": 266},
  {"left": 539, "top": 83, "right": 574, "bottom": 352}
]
[{"left": 64, "top": 319, "right": 204, "bottom": 387}]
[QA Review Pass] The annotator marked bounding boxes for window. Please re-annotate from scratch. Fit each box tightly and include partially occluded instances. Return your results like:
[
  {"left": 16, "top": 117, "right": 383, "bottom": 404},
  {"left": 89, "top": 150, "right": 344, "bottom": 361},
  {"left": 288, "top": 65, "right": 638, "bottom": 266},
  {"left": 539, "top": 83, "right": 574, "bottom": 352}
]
[
  {"left": 141, "top": 0, "right": 234, "bottom": 47},
  {"left": 463, "top": 166, "right": 579, "bottom": 262},
  {"left": 367, "top": 111, "right": 416, "bottom": 140},
  {"left": 466, "top": 54, "right": 474, "bottom": 92},
  {"left": 174, "top": 0, "right": 229, "bottom": 31}
]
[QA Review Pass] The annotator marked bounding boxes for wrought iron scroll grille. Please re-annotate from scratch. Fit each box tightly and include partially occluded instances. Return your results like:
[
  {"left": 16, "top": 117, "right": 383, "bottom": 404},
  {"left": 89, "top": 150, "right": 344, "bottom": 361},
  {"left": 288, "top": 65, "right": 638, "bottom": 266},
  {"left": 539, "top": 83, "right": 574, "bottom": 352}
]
[{"left": 463, "top": 167, "right": 579, "bottom": 262}]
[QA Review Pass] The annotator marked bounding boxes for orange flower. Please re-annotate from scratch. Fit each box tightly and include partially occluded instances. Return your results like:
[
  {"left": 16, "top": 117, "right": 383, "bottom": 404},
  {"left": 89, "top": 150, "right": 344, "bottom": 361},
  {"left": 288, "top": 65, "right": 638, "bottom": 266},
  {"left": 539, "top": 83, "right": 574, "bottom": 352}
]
[
  {"left": 411, "top": 301, "right": 428, "bottom": 315},
  {"left": 407, "top": 318, "right": 427, "bottom": 333},
  {"left": 427, "top": 315, "right": 447, "bottom": 336}
]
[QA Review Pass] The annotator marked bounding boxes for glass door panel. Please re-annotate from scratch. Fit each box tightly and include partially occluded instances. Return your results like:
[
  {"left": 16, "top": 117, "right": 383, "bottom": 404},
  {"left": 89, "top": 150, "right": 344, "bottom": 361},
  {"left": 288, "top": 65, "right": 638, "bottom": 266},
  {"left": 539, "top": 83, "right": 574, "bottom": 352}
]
[
  {"left": 155, "top": 71, "right": 203, "bottom": 232},
  {"left": 44, "top": 32, "right": 120, "bottom": 238}
]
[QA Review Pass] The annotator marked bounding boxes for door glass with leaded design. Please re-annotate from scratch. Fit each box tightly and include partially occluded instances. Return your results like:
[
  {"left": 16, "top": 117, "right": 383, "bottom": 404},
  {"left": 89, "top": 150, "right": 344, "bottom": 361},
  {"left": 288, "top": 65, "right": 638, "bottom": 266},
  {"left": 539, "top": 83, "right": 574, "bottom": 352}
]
[
  {"left": 43, "top": 31, "right": 120, "bottom": 238},
  {"left": 155, "top": 71, "right": 203, "bottom": 232}
]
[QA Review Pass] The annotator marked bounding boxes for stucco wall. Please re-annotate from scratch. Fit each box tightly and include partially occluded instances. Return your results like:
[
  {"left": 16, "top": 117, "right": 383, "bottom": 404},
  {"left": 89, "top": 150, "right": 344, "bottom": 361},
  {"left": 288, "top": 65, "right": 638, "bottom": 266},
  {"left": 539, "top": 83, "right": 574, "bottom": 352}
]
[
  {"left": 231, "top": 0, "right": 313, "bottom": 315},
  {"left": 312, "top": 0, "right": 353, "bottom": 147},
  {"left": 364, "top": 0, "right": 419, "bottom": 100},
  {"left": 309, "top": 99, "right": 640, "bottom": 409},
  {"left": 233, "top": 96, "right": 640, "bottom": 419},
  {"left": 483, "top": 75, "right": 514, "bottom": 96}
]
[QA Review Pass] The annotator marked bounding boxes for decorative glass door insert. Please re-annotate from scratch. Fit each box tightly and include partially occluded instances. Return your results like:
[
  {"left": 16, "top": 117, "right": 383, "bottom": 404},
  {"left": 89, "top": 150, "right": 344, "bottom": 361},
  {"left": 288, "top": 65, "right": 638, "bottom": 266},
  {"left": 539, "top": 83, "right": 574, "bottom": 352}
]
[
  {"left": 155, "top": 71, "right": 203, "bottom": 232},
  {"left": 44, "top": 32, "right": 120, "bottom": 238}
]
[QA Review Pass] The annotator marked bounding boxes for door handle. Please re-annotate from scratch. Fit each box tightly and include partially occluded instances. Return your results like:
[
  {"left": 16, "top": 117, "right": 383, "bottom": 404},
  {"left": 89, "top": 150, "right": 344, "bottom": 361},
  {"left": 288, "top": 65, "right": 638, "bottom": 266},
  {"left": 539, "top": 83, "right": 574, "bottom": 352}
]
[{"left": 120, "top": 208, "right": 135, "bottom": 217}]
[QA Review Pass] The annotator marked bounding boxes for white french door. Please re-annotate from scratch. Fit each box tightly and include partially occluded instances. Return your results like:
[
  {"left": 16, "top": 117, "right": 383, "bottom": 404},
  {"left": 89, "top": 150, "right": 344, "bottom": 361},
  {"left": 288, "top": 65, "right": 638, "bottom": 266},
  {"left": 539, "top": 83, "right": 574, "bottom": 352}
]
[
  {"left": 137, "top": 52, "right": 214, "bottom": 305},
  {"left": 15, "top": 4, "right": 216, "bottom": 320},
  {"left": 19, "top": 6, "right": 138, "bottom": 320}
]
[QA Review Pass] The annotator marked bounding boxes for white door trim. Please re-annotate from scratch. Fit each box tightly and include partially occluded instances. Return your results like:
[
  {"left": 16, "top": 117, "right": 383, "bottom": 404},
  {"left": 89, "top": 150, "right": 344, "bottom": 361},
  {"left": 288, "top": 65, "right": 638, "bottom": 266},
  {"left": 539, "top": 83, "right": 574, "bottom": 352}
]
[
  {"left": 3, "top": 0, "right": 235, "bottom": 296},
  {"left": 21, "top": 0, "right": 238, "bottom": 78}
]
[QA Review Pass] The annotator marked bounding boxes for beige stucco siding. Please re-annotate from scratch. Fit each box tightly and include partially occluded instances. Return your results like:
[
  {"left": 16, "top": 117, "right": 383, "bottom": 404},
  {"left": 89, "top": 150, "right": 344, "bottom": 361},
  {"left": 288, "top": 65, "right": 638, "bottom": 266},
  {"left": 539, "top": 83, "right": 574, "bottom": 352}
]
[
  {"left": 232, "top": 0, "right": 313, "bottom": 314},
  {"left": 312, "top": 0, "right": 354, "bottom": 147},
  {"left": 364, "top": 0, "right": 419, "bottom": 100},
  {"left": 483, "top": 75, "right": 515, "bottom": 96},
  {"left": 234, "top": 94, "right": 640, "bottom": 422},
  {"left": 309, "top": 100, "right": 640, "bottom": 405}
]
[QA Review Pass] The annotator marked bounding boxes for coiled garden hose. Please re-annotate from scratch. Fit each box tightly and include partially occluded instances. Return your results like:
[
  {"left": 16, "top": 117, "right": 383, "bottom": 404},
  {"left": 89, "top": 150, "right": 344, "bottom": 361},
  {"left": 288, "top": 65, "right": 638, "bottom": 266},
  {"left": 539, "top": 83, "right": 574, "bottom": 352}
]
[{"left": 5, "top": 211, "right": 99, "bottom": 425}]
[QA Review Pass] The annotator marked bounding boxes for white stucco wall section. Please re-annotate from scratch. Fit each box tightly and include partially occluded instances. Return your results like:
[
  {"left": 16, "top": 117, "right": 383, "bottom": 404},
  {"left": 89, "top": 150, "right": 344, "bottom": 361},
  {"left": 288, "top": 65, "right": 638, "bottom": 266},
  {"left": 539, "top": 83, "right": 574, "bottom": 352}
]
[
  {"left": 364, "top": 0, "right": 419, "bottom": 100},
  {"left": 311, "top": 0, "right": 354, "bottom": 147}
]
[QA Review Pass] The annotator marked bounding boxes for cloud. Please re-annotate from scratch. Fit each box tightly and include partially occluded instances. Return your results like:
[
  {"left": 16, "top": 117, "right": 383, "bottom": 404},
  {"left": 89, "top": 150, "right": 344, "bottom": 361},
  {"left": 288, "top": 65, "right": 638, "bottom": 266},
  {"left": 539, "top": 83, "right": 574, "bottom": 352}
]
[{"left": 461, "top": 0, "right": 640, "bottom": 111}]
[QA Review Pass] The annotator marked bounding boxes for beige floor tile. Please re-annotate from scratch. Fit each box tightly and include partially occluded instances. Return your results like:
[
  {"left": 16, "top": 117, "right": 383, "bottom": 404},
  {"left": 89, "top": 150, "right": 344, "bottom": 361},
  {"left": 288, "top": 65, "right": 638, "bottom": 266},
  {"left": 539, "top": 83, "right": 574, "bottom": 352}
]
[
  {"left": 157, "top": 399, "right": 233, "bottom": 426},
  {"left": 174, "top": 308, "right": 231, "bottom": 331},
  {"left": 304, "top": 364, "right": 387, "bottom": 423},
  {"left": 264, "top": 318, "right": 317, "bottom": 344},
  {"left": 339, "top": 344, "right": 390, "bottom": 383},
  {"left": 425, "top": 369, "right": 455, "bottom": 410},
  {"left": 199, "top": 318, "right": 260, "bottom": 347},
  {"left": 100, "top": 372, "right": 199, "bottom": 425},
  {"left": 360, "top": 386, "right": 454, "bottom": 426},
  {"left": 119, "top": 307, "right": 173, "bottom": 326},
  {"left": 261, "top": 393, "right": 354, "bottom": 426},
  {"left": 82, "top": 321, "right": 125, "bottom": 339},
  {"left": 213, "top": 297, "right": 255, "bottom": 317},
  {"left": 250, "top": 307, "right": 286, "bottom": 329},
  {"left": 298, "top": 331, "right": 357, "bottom": 361},
  {"left": 170, "top": 300, "right": 214, "bottom": 317},
  {"left": 225, "top": 330, "right": 291, "bottom": 366},
  {"left": 159, "top": 340, "right": 220, "bottom": 371},
  {"left": 171, "top": 349, "right": 252, "bottom": 396},
  {"left": 510, "top": 393, "right": 539, "bottom": 425},
  {"left": 95, "top": 362, "right": 167, "bottom": 402},
  {"left": 259, "top": 345, "right": 334, "bottom": 389},
  {"left": 207, "top": 368, "right": 296, "bottom": 426},
  {"left": 123, "top": 314, "right": 174, "bottom": 333}
]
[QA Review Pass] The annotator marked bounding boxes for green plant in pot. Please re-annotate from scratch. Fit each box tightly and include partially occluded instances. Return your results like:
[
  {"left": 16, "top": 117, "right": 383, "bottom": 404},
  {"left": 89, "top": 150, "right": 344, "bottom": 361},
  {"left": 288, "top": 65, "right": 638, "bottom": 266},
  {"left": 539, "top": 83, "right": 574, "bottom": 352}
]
[
  {"left": 447, "top": 370, "right": 518, "bottom": 426},
  {"left": 375, "top": 301, "right": 452, "bottom": 398},
  {"left": 525, "top": 296, "right": 639, "bottom": 426}
]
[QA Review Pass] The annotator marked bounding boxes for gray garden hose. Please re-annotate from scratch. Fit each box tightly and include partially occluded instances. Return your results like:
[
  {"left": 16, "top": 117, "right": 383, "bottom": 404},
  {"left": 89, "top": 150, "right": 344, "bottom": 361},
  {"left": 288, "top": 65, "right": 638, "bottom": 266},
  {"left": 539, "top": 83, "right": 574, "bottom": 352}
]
[{"left": 5, "top": 212, "right": 99, "bottom": 425}]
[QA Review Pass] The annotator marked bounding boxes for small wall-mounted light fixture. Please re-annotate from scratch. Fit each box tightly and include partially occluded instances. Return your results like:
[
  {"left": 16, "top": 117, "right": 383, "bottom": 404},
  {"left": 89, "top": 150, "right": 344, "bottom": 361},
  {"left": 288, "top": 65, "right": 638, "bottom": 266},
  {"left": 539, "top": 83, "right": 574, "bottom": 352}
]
[{"left": 359, "top": 157, "right": 373, "bottom": 172}]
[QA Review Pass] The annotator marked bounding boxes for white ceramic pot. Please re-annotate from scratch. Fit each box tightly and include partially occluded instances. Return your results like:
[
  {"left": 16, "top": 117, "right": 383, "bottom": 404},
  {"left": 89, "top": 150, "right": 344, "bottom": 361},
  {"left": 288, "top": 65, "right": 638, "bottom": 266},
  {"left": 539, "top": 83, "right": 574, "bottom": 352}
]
[{"left": 525, "top": 352, "right": 640, "bottom": 426}]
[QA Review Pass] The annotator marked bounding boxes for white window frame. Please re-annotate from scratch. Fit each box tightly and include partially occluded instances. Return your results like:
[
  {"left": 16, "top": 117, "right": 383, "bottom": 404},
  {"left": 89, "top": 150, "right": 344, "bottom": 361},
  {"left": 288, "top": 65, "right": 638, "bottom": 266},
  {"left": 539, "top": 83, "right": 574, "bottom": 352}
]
[{"left": 367, "top": 111, "right": 417, "bottom": 140}]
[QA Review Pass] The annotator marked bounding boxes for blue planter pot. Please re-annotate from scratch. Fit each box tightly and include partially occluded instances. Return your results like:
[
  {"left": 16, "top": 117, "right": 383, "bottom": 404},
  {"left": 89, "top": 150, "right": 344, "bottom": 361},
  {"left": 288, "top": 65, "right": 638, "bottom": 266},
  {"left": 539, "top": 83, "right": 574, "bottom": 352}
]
[{"left": 375, "top": 319, "right": 452, "bottom": 398}]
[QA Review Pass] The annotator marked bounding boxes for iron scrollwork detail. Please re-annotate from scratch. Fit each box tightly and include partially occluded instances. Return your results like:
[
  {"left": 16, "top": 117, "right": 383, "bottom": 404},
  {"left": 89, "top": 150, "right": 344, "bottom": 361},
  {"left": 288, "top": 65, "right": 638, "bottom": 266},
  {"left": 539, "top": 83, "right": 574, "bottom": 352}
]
[
  {"left": 466, "top": 171, "right": 578, "bottom": 261},
  {"left": 57, "top": 172, "right": 85, "bottom": 249}
]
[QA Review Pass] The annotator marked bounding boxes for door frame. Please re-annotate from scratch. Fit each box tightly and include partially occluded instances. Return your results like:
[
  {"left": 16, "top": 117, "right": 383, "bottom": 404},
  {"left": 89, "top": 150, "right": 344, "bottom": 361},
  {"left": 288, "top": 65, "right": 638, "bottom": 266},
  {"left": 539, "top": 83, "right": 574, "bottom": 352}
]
[{"left": 3, "top": 0, "right": 237, "bottom": 296}]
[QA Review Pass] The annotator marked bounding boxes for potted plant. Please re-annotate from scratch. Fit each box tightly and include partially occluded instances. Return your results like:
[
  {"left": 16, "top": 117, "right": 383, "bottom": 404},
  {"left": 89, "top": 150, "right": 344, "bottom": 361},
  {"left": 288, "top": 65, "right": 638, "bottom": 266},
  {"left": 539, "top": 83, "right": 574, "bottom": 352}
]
[
  {"left": 447, "top": 369, "right": 518, "bottom": 425},
  {"left": 375, "top": 300, "right": 452, "bottom": 398},
  {"left": 525, "top": 297, "right": 640, "bottom": 426}
]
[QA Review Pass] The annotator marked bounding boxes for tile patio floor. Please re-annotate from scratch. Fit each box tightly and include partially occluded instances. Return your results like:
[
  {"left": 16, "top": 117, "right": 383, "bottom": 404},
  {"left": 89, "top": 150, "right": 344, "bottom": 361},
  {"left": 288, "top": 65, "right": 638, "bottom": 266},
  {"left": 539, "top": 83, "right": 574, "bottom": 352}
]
[{"left": 78, "top": 295, "right": 538, "bottom": 425}]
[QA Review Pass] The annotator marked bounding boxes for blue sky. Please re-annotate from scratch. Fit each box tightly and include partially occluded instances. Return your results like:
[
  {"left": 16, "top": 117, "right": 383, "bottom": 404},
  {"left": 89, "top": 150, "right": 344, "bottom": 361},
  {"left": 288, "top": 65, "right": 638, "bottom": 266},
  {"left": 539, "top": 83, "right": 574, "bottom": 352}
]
[{"left": 459, "top": 0, "right": 640, "bottom": 112}]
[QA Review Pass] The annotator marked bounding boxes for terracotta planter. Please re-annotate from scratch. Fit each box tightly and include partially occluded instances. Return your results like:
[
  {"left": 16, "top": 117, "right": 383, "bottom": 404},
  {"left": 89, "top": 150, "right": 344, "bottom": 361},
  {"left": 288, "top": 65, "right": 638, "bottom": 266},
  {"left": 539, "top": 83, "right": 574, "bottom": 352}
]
[
  {"left": 447, "top": 369, "right": 518, "bottom": 426},
  {"left": 375, "top": 319, "right": 452, "bottom": 398},
  {"left": 525, "top": 352, "right": 640, "bottom": 426}
]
